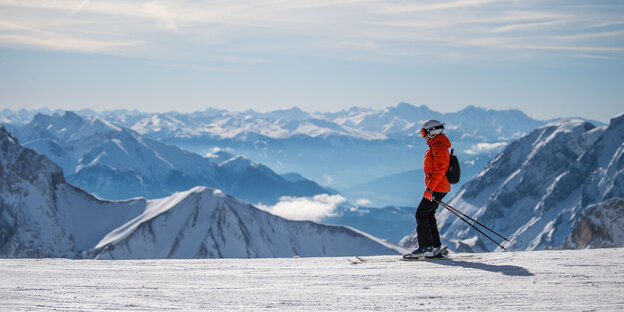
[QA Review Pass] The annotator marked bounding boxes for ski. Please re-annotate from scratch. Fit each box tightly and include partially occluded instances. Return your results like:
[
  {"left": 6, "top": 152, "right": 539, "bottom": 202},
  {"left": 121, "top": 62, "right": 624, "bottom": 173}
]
[
  {"left": 347, "top": 256, "right": 399, "bottom": 264},
  {"left": 347, "top": 247, "right": 485, "bottom": 264},
  {"left": 348, "top": 247, "right": 476, "bottom": 264}
]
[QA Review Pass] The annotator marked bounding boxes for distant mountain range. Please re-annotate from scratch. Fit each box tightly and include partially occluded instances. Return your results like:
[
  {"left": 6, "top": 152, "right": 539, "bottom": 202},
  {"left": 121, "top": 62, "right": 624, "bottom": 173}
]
[
  {"left": 92, "top": 104, "right": 545, "bottom": 197},
  {"left": 2, "top": 103, "right": 573, "bottom": 207},
  {"left": 3, "top": 112, "right": 330, "bottom": 205},
  {"left": 2, "top": 104, "right": 622, "bottom": 256},
  {"left": 0, "top": 126, "right": 401, "bottom": 259},
  {"left": 3, "top": 105, "right": 616, "bottom": 250},
  {"left": 401, "top": 113, "right": 624, "bottom": 252}
]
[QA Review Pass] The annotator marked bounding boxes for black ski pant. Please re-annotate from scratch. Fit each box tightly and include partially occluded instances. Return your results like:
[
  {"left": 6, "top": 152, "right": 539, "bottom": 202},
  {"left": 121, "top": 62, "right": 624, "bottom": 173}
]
[{"left": 415, "top": 192, "right": 446, "bottom": 248}]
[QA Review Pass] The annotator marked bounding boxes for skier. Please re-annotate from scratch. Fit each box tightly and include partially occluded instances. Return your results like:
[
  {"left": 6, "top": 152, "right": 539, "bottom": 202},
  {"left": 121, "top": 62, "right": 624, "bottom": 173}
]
[{"left": 404, "top": 120, "right": 452, "bottom": 259}]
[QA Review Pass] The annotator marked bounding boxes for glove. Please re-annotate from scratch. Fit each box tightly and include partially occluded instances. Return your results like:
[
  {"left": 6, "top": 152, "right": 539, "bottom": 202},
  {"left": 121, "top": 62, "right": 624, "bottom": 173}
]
[{"left": 424, "top": 189, "right": 433, "bottom": 201}]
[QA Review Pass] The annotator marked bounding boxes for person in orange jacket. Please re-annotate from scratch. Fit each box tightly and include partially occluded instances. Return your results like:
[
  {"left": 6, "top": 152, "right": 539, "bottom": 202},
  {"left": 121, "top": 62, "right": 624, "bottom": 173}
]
[{"left": 404, "top": 119, "right": 451, "bottom": 259}]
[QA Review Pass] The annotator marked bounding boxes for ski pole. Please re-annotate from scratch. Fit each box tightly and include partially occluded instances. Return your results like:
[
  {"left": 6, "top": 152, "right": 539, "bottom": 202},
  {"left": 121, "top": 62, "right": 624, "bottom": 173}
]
[
  {"left": 435, "top": 199, "right": 509, "bottom": 242},
  {"left": 434, "top": 199, "right": 507, "bottom": 251}
]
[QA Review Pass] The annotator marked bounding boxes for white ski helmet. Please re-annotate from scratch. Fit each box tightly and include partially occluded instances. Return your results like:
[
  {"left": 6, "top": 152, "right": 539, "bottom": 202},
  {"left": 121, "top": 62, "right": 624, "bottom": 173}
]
[{"left": 421, "top": 120, "right": 444, "bottom": 138}]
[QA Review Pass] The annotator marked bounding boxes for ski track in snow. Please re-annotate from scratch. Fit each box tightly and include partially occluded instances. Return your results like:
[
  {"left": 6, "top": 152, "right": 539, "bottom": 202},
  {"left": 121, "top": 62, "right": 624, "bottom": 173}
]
[{"left": 1, "top": 248, "right": 623, "bottom": 311}]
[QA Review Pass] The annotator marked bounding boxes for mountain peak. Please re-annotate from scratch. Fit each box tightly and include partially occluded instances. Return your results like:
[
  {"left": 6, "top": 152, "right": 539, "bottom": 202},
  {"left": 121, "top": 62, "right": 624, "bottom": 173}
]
[
  {"left": 87, "top": 116, "right": 122, "bottom": 133},
  {"left": 0, "top": 123, "right": 65, "bottom": 191},
  {"left": 459, "top": 105, "right": 483, "bottom": 113},
  {"left": 0, "top": 125, "right": 17, "bottom": 144},
  {"left": 394, "top": 102, "right": 432, "bottom": 112},
  {"left": 345, "top": 106, "right": 373, "bottom": 113},
  {"left": 544, "top": 118, "right": 594, "bottom": 135},
  {"left": 62, "top": 111, "right": 85, "bottom": 125},
  {"left": 388, "top": 103, "right": 438, "bottom": 121},
  {"left": 396, "top": 102, "right": 417, "bottom": 110},
  {"left": 280, "top": 107, "right": 304, "bottom": 113},
  {"left": 219, "top": 155, "right": 255, "bottom": 173},
  {"left": 32, "top": 112, "right": 52, "bottom": 125},
  {"left": 610, "top": 112, "right": 624, "bottom": 127},
  {"left": 206, "top": 150, "right": 235, "bottom": 164},
  {"left": 264, "top": 107, "right": 310, "bottom": 121}
]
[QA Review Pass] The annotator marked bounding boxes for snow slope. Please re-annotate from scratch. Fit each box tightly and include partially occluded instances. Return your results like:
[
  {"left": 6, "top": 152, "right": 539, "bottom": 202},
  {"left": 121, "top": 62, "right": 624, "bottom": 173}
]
[{"left": 1, "top": 248, "right": 623, "bottom": 311}]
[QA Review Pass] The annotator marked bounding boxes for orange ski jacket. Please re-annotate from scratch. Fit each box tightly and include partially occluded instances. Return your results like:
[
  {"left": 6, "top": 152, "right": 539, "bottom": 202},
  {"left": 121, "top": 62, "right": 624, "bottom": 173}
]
[{"left": 424, "top": 133, "right": 451, "bottom": 193}]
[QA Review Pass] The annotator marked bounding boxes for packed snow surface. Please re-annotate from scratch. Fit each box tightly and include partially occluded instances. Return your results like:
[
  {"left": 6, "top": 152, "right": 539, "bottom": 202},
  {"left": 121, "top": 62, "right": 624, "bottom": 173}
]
[{"left": 2, "top": 248, "right": 623, "bottom": 311}]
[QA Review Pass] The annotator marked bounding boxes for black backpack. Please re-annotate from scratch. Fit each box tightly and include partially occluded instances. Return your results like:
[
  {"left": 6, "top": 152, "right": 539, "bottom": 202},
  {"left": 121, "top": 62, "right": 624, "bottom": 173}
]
[{"left": 446, "top": 148, "right": 461, "bottom": 184}]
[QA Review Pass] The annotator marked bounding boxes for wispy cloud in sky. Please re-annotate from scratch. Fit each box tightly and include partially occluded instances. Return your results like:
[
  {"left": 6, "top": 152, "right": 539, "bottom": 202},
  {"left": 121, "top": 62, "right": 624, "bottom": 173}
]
[
  {"left": 1, "top": 0, "right": 622, "bottom": 61},
  {"left": 372, "top": 0, "right": 504, "bottom": 13},
  {"left": 66, "top": 0, "right": 92, "bottom": 17}
]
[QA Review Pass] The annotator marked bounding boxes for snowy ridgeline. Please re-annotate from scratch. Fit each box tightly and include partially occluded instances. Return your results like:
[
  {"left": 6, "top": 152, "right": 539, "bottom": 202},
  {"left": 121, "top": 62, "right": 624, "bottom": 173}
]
[
  {"left": 402, "top": 113, "right": 624, "bottom": 252},
  {"left": 2, "top": 111, "right": 331, "bottom": 204},
  {"left": 1, "top": 104, "right": 549, "bottom": 207},
  {"left": 1, "top": 248, "right": 623, "bottom": 311},
  {"left": 0, "top": 126, "right": 402, "bottom": 259},
  {"left": 1, "top": 103, "right": 545, "bottom": 141}
]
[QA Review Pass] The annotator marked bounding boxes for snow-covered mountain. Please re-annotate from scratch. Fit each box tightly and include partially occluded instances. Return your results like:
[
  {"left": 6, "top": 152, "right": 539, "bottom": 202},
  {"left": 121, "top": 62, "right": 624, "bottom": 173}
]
[
  {"left": 88, "top": 186, "right": 401, "bottom": 259},
  {"left": 0, "top": 126, "right": 145, "bottom": 258},
  {"left": 0, "top": 126, "right": 401, "bottom": 259},
  {"left": 401, "top": 113, "right": 624, "bottom": 252},
  {"left": 3, "top": 112, "right": 330, "bottom": 204}
]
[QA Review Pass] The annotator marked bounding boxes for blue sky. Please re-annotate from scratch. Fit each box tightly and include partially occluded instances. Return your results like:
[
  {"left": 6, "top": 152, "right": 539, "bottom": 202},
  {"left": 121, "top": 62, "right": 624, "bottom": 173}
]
[{"left": 1, "top": 0, "right": 623, "bottom": 122}]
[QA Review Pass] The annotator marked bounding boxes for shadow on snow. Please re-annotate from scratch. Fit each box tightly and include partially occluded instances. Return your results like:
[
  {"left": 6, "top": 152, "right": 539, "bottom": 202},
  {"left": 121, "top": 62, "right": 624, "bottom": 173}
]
[{"left": 434, "top": 260, "right": 534, "bottom": 277}]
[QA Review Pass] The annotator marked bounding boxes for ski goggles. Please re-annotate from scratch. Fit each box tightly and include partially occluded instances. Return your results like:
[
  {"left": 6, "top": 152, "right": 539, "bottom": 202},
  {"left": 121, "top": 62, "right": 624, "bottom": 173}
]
[{"left": 420, "top": 125, "right": 444, "bottom": 138}]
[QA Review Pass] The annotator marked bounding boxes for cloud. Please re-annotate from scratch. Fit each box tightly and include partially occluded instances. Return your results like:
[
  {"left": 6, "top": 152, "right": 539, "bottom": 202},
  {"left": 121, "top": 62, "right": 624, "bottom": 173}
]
[
  {"left": 493, "top": 20, "right": 566, "bottom": 33},
  {"left": 464, "top": 142, "right": 507, "bottom": 155},
  {"left": 66, "top": 0, "right": 91, "bottom": 17},
  {"left": 555, "top": 30, "right": 624, "bottom": 41},
  {"left": 355, "top": 198, "right": 372, "bottom": 206},
  {"left": 323, "top": 174, "right": 333, "bottom": 185},
  {"left": 0, "top": 33, "right": 141, "bottom": 53},
  {"left": 159, "top": 62, "right": 244, "bottom": 72},
  {"left": 0, "top": 0, "right": 622, "bottom": 61},
  {"left": 257, "top": 194, "right": 347, "bottom": 222},
  {"left": 375, "top": 0, "right": 505, "bottom": 14}
]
